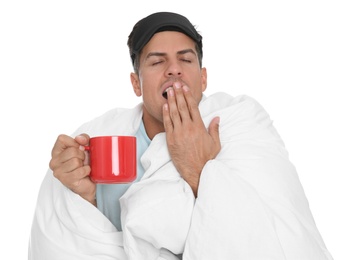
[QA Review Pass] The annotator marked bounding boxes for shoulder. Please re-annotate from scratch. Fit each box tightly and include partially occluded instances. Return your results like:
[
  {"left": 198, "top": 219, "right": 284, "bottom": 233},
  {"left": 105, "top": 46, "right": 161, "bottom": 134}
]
[
  {"left": 201, "top": 92, "right": 282, "bottom": 142},
  {"left": 200, "top": 92, "right": 266, "bottom": 118},
  {"left": 72, "top": 103, "right": 143, "bottom": 137}
]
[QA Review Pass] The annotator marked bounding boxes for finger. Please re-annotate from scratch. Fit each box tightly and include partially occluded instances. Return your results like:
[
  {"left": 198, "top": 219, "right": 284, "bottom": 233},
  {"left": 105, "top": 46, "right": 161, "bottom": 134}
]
[
  {"left": 183, "top": 85, "right": 202, "bottom": 123},
  {"left": 69, "top": 165, "right": 91, "bottom": 185},
  {"left": 75, "top": 133, "right": 90, "bottom": 146},
  {"left": 49, "top": 146, "right": 85, "bottom": 171},
  {"left": 83, "top": 150, "right": 90, "bottom": 166},
  {"left": 163, "top": 103, "right": 174, "bottom": 133},
  {"left": 208, "top": 116, "right": 221, "bottom": 146},
  {"left": 167, "top": 87, "right": 182, "bottom": 126},
  {"left": 56, "top": 165, "right": 91, "bottom": 190},
  {"left": 51, "top": 134, "right": 80, "bottom": 157},
  {"left": 75, "top": 133, "right": 91, "bottom": 165},
  {"left": 60, "top": 151, "right": 85, "bottom": 171},
  {"left": 173, "top": 82, "right": 192, "bottom": 122}
]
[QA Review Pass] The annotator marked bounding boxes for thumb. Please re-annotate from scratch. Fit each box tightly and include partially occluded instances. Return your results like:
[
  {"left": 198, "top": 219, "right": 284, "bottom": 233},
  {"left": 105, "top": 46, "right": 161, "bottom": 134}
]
[
  {"left": 75, "top": 133, "right": 90, "bottom": 146},
  {"left": 208, "top": 116, "right": 220, "bottom": 143},
  {"left": 75, "top": 133, "right": 91, "bottom": 166}
]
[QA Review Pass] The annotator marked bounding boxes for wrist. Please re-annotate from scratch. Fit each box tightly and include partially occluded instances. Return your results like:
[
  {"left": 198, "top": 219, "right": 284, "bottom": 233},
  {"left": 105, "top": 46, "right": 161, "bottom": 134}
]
[
  {"left": 87, "top": 195, "right": 97, "bottom": 207},
  {"left": 82, "top": 190, "right": 97, "bottom": 207},
  {"left": 182, "top": 172, "right": 199, "bottom": 198}
]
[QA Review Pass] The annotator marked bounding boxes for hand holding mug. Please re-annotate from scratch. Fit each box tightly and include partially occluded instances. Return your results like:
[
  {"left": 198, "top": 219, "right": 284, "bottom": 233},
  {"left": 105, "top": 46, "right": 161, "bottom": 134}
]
[{"left": 50, "top": 134, "right": 96, "bottom": 205}]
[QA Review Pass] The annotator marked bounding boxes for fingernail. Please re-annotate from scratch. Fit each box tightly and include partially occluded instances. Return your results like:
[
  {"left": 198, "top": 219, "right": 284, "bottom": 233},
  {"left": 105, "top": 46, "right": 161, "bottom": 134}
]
[
  {"left": 174, "top": 82, "right": 181, "bottom": 89},
  {"left": 76, "top": 135, "right": 86, "bottom": 141},
  {"left": 183, "top": 85, "right": 189, "bottom": 92}
]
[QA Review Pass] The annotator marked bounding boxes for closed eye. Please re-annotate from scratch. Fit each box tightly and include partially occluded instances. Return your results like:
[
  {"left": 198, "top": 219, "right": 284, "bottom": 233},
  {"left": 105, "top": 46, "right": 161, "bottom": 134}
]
[{"left": 152, "top": 60, "right": 164, "bottom": 66}]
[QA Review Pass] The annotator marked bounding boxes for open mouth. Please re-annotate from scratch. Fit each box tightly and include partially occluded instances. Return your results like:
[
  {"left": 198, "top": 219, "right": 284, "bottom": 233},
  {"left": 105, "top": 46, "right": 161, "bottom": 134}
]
[{"left": 162, "top": 86, "right": 173, "bottom": 100}]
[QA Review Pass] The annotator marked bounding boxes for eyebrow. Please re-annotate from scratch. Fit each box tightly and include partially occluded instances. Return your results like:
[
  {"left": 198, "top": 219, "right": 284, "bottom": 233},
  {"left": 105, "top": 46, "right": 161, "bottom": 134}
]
[
  {"left": 178, "top": 48, "right": 196, "bottom": 56},
  {"left": 145, "top": 48, "right": 196, "bottom": 60}
]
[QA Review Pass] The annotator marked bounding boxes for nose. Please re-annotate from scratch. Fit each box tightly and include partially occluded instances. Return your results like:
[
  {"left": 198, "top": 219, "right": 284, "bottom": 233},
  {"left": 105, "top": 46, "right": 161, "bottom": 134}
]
[{"left": 166, "top": 60, "right": 182, "bottom": 77}]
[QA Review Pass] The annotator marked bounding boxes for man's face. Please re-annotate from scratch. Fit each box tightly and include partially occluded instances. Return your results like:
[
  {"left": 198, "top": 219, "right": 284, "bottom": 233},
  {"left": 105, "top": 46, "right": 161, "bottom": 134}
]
[{"left": 130, "top": 31, "right": 207, "bottom": 136}]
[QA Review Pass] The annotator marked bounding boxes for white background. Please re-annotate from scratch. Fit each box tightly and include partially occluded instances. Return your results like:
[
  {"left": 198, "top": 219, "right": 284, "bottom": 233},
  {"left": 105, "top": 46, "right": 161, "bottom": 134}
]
[{"left": 1, "top": 0, "right": 349, "bottom": 259}]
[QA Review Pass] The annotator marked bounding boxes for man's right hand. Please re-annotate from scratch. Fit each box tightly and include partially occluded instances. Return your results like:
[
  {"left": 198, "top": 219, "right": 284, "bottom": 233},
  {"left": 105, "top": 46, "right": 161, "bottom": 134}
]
[{"left": 49, "top": 134, "right": 96, "bottom": 206}]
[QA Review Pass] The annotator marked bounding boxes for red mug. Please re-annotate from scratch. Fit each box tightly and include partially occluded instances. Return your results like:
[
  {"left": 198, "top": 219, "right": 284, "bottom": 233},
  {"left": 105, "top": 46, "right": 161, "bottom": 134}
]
[{"left": 84, "top": 136, "right": 137, "bottom": 183}]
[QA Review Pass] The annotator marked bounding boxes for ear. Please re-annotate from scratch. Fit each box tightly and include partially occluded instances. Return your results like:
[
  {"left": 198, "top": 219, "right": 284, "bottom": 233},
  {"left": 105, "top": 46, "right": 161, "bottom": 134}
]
[
  {"left": 130, "top": 72, "right": 142, "bottom": 97},
  {"left": 200, "top": 67, "right": 207, "bottom": 92}
]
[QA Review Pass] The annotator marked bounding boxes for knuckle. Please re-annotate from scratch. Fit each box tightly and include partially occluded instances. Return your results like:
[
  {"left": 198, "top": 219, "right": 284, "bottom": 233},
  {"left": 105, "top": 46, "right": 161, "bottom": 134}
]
[
  {"left": 52, "top": 169, "right": 66, "bottom": 184},
  {"left": 49, "top": 158, "right": 56, "bottom": 171},
  {"left": 67, "top": 147, "right": 85, "bottom": 162},
  {"left": 177, "top": 101, "right": 187, "bottom": 112},
  {"left": 71, "top": 156, "right": 84, "bottom": 167},
  {"left": 164, "top": 121, "right": 173, "bottom": 132},
  {"left": 170, "top": 109, "right": 179, "bottom": 118},
  {"left": 57, "top": 134, "right": 68, "bottom": 143},
  {"left": 71, "top": 180, "right": 81, "bottom": 188},
  {"left": 76, "top": 165, "right": 90, "bottom": 178},
  {"left": 189, "top": 102, "right": 198, "bottom": 112},
  {"left": 187, "top": 103, "right": 198, "bottom": 117}
]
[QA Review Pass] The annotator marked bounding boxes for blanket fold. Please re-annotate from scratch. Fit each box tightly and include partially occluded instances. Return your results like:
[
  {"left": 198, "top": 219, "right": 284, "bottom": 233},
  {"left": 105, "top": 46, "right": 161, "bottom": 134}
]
[{"left": 120, "top": 133, "right": 195, "bottom": 259}]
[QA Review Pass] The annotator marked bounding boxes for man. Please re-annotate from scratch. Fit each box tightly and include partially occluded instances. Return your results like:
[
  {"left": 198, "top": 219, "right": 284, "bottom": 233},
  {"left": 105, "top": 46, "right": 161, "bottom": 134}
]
[{"left": 29, "top": 12, "right": 333, "bottom": 260}]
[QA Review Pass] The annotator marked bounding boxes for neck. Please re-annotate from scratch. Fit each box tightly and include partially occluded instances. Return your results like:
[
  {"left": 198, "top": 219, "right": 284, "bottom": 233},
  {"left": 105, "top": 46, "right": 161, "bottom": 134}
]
[{"left": 142, "top": 109, "right": 165, "bottom": 140}]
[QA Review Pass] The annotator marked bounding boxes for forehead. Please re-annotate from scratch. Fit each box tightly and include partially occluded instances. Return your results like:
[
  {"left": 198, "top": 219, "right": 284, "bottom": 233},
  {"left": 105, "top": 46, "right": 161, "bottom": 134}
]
[{"left": 142, "top": 31, "right": 196, "bottom": 54}]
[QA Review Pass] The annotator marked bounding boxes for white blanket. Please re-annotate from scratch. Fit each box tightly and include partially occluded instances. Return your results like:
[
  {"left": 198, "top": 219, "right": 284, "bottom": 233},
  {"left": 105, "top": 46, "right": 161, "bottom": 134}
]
[{"left": 29, "top": 93, "right": 333, "bottom": 260}]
